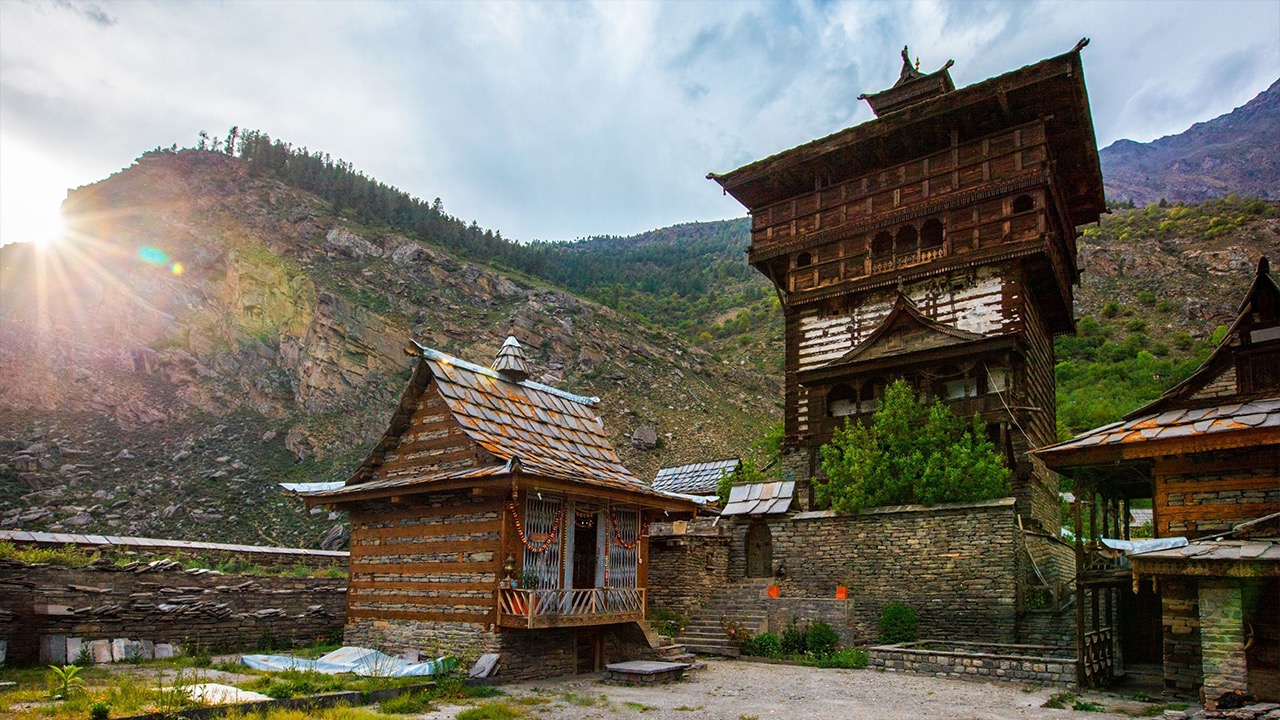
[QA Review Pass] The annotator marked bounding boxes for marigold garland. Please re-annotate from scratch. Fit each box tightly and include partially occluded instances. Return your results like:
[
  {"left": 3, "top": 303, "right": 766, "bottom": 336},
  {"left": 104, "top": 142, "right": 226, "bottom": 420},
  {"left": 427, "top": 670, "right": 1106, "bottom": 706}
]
[
  {"left": 509, "top": 499, "right": 564, "bottom": 554},
  {"left": 609, "top": 509, "right": 642, "bottom": 550}
]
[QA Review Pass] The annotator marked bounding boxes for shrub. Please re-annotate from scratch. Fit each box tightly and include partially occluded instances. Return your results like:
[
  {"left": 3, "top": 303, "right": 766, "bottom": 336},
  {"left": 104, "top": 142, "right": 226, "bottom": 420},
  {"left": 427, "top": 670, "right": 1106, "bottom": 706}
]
[
  {"left": 814, "top": 647, "right": 868, "bottom": 669},
  {"left": 89, "top": 700, "right": 112, "bottom": 720},
  {"left": 877, "top": 603, "right": 919, "bottom": 644},
  {"left": 805, "top": 621, "right": 839, "bottom": 657},
  {"left": 741, "top": 632, "right": 782, "bottom": 658},
  {"left": 649, "top": 607, "right": 689, "bottom": 639},
  {"left": 780, "top": 619, "right": 808, "bottom": 655}
]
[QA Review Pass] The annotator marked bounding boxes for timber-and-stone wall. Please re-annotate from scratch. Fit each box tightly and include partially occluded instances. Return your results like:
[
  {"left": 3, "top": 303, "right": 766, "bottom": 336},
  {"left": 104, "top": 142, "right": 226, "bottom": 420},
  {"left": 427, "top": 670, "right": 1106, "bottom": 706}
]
[
  {"left": 1162, "top": 577, "right": 1204, "bottom": 694},
  {"left": 0, "top": 558, "right": 345, "bottom": 665},
  {"left": 725, "top": 498, "right": 1024, "bottom": 644}
]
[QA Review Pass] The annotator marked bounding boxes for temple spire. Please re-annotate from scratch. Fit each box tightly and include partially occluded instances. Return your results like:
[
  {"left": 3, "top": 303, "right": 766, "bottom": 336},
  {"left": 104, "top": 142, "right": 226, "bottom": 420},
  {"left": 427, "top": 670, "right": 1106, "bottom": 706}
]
[{"left": 492, "top": 336, "right": 530, "bottom": 382}]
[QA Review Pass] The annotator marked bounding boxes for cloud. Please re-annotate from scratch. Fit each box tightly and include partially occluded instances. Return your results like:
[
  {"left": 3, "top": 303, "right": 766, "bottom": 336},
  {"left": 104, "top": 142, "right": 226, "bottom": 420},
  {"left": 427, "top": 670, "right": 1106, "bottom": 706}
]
[
  {"left": 1, "top": 0, "right": 1277, "bottom": 246},
  {"left": 52, "top": 0, "right": 116, "bottom": 26}
]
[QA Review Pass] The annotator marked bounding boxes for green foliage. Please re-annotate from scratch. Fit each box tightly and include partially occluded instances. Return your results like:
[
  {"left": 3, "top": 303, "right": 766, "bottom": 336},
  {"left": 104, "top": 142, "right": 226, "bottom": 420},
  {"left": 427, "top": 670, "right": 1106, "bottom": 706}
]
[
  {"left": 877, "top": 603, "right": 919, "bottom": 644},
  {"left": 648, "top": 607, "right": 689, "bottom": 639},
  {"left": 780, "top": 618, "right": 808, "bottom": 655},
  {"left": 817, "top": 380, "right": 1010, "bottom": 514},
  {"left": 813, "top": 647, "right": 869, "bottom": 669},
  {"left": 1041, "top": 692, "right": 1074, "bottom": 709},
  {"left": 717, "top": 456, "right": 767, "bottom": 505},
  {"left": 0, "top": 541, "right": 97, "bottom": 567},
  {"left": 805, "top": 621, "right": 840, "bottom": 657},
  {"left": 455, "top": 702, "right": 526, "bottom": 720},
  {"left": 89, "top": 700, "right": 112, "bottom": 720},
  {"left": 47, "top": 664, "right": 86, "bottom": 700},
  {"left": 740, "top": 632, "right": 782, "bottom": 658}
]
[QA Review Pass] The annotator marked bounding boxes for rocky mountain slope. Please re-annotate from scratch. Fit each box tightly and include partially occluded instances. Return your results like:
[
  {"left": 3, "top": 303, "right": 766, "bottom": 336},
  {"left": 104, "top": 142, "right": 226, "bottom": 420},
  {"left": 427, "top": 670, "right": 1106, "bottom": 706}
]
[
  {"left": 0, "top": 150, "right": 779, "bottom": 546},
  {"left": 1100, "top": 79, "right": 1279, "bottom": 206}
]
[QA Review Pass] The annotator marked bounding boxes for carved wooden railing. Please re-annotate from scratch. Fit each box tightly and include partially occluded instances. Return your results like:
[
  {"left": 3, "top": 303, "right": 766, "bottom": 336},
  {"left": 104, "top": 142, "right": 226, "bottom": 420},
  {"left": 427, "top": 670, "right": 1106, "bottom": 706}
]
[
  {"left": 498, "top": 587, "right": 646, "bottom": 629},
  {"left": 1079, "top": 627, "right": 1114, "bottom": 687}
]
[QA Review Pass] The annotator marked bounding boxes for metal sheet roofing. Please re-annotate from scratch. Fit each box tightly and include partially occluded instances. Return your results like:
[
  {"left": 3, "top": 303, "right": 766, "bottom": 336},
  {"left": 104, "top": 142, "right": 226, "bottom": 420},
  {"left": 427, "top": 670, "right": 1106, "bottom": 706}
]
[
  {"left": 721, "top": 481, "right": 795, "bottom": 516},
  {"left": 652, "top": 459, "right": 739, "bottom": 495},
  {"left": 1131, "top": 539, "right": 1280, "bottom": 564}
]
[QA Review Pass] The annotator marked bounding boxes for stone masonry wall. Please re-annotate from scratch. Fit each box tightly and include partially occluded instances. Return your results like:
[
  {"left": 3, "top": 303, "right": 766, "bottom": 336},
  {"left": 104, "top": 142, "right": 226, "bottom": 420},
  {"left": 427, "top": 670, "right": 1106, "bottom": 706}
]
[
  {"left": 1199, "top": 579, "right": 1248, "bottom": 705},
  {"left": 0, "top": 558, "right": 345, "bottom": 665},
  {"left": 765, "top": 597, "right": 857, "bottom": 648},
  {"left": 870, "top": 641, "right": 1074, "bottom": 685},
  {"left": 727, "top": 498, "right": 1022, "bottom": 643},
  {"left": 647, "top": 520, "right": 729, "bottom": 619},
  {"left": 345, "top": 617, "right": 653, "bottom": 682},
  {"left": 1162, "top": 576, "right": 1203, "bottom": 694}
]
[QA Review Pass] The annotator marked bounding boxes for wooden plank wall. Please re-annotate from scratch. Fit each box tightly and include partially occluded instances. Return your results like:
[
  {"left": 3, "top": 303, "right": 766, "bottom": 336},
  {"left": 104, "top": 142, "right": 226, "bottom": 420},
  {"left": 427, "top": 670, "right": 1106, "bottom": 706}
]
[
  {"left": 375, "top": 381, "right": 493, "bottom": 484},
  {"left": 1154, "top": 447, "right": 1280, "bottom": 539},
  {"left": 347, "top": 491, "right": 501, "bottom": 624},
  {"left": 751, "top": 121, "right": 1048, "bottom": 256}
]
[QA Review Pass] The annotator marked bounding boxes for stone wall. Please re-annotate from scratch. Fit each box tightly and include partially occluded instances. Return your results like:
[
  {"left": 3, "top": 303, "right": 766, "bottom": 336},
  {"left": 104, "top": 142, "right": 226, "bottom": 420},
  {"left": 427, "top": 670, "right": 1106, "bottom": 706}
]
[
  {"left": 869, "top": 641, "right": 1074, "bottom": 685},
  {"left": 764, "top": 597, "right": 857, "bottom": 647},
  {"left": 1162, "top": 577, "right": 1203, "bottom": 694},
  {"left": 0, "top": 558, "right": 345, "bottom": 665},
  {"left": 0, "top": 530, "right": 348, "bottom": 571},
  {"left": 1199, "top": 579, "right": 1248, "bottom": 705},
  {"left": 344, "top": 617, "right": 653, "bottom": 682},
  {"left": 647, "top": 519, "right": 729, "bottom": 618},
  {"left": 726, "top": 498, "right": 1022, "bottom": 643}
]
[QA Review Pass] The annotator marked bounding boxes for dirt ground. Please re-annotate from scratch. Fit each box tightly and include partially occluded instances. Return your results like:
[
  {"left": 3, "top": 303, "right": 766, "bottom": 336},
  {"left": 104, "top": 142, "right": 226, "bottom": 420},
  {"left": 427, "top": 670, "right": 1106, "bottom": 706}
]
[{"left": 421, "top": 659, "right": 1192, "bottom": 719}]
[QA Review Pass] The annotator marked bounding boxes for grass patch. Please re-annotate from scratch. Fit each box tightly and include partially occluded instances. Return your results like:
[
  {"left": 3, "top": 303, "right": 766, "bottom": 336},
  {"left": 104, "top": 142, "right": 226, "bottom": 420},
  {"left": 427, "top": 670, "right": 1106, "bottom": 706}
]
[
  {"left": 1042, "top": 691, "right": 1075, "bottom": 709},
  {"left": 625, "top": 701, "right": 657, "bottom": 712},
  {"left": 561, "top": 692, "right": 600, "bottom": 706},
  {"left": 456, "top": 701, "right": 528, "bottom": 720},
  {"left": 378, "top": 690, "right": 433, "bottom": 714},
  {"left": 0, "top": 541, "right": 98, "bottom": 567}
]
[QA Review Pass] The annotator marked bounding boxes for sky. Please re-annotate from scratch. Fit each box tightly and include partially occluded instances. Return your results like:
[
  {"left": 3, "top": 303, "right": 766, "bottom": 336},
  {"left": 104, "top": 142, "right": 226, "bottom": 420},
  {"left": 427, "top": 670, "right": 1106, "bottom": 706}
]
[{"left": 1, "top": 0, "right": 1277, "bottom": 247}]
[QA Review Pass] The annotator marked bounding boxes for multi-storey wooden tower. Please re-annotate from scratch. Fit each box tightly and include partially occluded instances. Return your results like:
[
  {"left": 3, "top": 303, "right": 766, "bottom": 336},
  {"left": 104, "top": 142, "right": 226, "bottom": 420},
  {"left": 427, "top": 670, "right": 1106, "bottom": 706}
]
[{"left": 710, "top": 42, "right": 1105, "bottom": 534}]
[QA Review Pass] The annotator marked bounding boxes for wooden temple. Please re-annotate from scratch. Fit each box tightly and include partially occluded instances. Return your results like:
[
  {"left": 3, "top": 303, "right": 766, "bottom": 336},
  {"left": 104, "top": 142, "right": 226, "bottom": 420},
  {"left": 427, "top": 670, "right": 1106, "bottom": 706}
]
[
  {"left": 304, "top": 337, "right": 694, "bottom": 679},
  {"left": 709, "top": 40, "right": 1105, "bottom": 545},
  {"left": 1037, "top": 258, "right": 1280, "bottom": 698}
]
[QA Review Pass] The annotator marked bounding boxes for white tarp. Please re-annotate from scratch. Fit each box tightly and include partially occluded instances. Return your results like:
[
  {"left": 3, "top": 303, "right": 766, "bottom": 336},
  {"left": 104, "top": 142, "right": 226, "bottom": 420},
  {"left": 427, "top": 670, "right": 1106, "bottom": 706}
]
[
  {"left": 241, "top": 646, "right": 457, "bottom": 677},
  {"left": 1099, "top": 537, "right": 1189, "bottom": 555}
]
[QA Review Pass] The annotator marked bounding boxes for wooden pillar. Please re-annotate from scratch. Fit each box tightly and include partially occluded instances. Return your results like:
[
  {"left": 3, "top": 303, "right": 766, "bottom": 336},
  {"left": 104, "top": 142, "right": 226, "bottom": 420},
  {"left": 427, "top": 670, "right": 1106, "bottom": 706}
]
[{"left": 1074, "top": 471, "right": 1087, "bottom": 687}]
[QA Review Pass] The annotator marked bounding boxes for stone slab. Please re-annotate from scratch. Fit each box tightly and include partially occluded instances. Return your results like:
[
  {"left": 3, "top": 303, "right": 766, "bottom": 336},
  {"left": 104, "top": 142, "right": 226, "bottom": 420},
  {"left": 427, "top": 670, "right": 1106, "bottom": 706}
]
[
  {"left": 40, "top": 634, "right": 68, "bottom": 664},
  {"left": 187, "top": 683, "right": 273, "bottom": 705},
  {"left": 605, "top": 661, "right": 690, "bottom": 673},
  {"left": 65, "top": 638, "right": 84, "bottom": 664},
  {"left": 90, "top": 639, "right": 112, "bottom": 664},
  {"left": 470, "top": 653, "right": 501, "bottom": 679},
  {"left": 154, "top": 643, "right": 176, "bottom": 659}
]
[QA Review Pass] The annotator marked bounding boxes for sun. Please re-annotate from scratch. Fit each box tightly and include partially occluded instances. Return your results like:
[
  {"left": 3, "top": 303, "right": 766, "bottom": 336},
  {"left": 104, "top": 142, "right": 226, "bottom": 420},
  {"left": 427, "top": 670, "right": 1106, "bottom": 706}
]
[{"left": 0, "top": 136, "right": 70, "bottom": 249}]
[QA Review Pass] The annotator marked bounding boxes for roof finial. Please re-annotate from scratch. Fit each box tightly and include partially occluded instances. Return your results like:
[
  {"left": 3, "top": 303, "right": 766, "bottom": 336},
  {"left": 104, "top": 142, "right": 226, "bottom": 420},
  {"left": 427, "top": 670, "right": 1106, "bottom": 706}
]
[{"left": 492, "top": 336, "right": 530, "bottom": 382}]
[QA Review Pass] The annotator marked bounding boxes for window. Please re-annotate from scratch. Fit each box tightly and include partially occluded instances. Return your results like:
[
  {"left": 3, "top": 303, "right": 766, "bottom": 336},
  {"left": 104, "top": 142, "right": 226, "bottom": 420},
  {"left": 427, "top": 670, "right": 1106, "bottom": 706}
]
[
  {"left": 828, "top": 384, "right": 857, "bottom": 417},
  {"left": 1012, "top": 194, "right": 1034, "bottom": 213},
  {"left": 920, "top": 218, "right": 944, "bottom": 250},
  {"left": 796, "top": 252, "right": 812, "bottom": 268}
]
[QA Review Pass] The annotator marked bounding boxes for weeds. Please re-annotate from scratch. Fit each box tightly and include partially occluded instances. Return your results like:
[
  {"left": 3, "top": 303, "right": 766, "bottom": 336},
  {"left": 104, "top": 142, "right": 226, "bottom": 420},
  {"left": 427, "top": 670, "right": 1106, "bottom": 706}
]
[{"left": 46, "top": 664, "right": 86, "bottom": 700}]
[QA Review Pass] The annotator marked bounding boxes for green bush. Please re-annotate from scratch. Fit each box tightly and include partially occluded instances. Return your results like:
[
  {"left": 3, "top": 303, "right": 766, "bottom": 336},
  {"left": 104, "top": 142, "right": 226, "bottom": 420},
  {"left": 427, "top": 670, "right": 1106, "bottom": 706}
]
[
  {"left": 814, "top": 647, "right": 868, "bottom": 669},
  {"left": 805, "top": 621, "right": 839, "bottom": 656},
  {"left": 877, "top": 603, "right": 919, "bottom": 644},
  {"left": 649, "top": 607, "right": 689, "bottom": 639},
  {"left": 89, "top": 700, "right": 112, "bottom": 720},
  {"left": 741, "top": 632, "right": 782, "bottom": 658},
  {"left": 780, "top": 619, "right": 808, "bottom": 655}
]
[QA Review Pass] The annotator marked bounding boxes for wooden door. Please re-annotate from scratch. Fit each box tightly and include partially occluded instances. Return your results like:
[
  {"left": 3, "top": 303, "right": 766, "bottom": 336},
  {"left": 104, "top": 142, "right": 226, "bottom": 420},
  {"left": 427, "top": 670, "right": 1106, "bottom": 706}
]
[
  {"left": 575, "top": 628, "right": 602, "bottom": 674},
  {"left": 746, "top": 522, "right": 773, "bottom": 578}
]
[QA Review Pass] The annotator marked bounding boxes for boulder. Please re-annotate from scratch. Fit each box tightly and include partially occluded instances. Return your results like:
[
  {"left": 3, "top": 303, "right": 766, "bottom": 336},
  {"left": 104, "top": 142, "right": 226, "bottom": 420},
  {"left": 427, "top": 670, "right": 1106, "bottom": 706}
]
[{"left": 631, "top": 426, "right": 658, "bottom": 451}]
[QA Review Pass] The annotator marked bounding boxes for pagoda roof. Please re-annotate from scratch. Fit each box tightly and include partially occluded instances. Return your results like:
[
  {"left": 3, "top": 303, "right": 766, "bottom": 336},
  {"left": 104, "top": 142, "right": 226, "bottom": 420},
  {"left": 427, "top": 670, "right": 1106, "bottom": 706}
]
[{"left": 709, "top": 39, "right": 1104, "bottom": 230}]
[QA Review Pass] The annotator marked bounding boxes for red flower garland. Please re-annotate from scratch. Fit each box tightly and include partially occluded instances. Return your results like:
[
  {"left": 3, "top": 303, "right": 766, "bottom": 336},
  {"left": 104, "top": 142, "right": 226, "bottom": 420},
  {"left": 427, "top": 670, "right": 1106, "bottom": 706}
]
[
  {"left": 509, "top": 500, "right": 564, "bottom": 554},
  {"left": 609, "top": 509, "right": 642, "bottom": 550}
]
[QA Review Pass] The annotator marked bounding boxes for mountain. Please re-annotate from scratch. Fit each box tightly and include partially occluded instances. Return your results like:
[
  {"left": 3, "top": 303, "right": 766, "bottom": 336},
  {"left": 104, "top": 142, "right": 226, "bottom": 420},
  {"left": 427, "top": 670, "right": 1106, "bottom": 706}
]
[
  {"left": 0, "top": 150, "right": 780, "bottom": 546},
  {"left": 1100, "top": 79, "right": 1280, "bottom": 206}
]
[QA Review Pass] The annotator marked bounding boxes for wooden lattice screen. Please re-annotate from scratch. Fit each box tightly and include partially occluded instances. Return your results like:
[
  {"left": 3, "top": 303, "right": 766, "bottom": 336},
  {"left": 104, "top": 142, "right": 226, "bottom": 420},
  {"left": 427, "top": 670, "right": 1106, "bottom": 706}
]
[{"left": 523, "top": 495, "right": 563, "bottom": 589}]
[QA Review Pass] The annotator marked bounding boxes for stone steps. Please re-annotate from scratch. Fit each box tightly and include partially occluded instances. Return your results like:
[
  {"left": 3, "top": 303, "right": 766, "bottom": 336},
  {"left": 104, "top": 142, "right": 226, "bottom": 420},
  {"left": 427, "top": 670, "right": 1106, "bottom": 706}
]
[{"left": 675, "top": 578, "right": 775, "bottom": 658}]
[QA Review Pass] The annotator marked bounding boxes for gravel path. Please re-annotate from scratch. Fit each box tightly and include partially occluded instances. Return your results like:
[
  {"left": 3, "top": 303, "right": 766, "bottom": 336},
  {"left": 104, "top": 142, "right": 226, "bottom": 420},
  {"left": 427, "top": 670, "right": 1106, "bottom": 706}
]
[{"left": 420, "top": 659, "right": 1180, "bottom": 719}]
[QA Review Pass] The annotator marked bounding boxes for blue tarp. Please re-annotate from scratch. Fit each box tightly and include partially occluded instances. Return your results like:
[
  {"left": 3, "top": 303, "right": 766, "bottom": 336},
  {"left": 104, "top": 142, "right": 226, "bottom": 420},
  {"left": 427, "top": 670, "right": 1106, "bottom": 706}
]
[{"left": 241, "top": 646, "right": 457, "bottom": 677}]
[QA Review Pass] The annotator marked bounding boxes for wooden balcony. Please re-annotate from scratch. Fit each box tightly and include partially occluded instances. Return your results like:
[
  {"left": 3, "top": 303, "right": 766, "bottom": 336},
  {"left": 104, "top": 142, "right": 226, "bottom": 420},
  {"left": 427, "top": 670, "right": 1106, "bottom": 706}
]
[{"left": 497, "top": 587, "right": 646, "bottom": 629}]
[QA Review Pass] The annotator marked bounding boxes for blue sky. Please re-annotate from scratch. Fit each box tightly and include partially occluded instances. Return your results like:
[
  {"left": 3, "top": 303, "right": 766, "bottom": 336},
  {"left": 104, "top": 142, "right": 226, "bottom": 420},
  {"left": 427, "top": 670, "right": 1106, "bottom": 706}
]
[{"left": 1, "top": 0, "right": 1277, "bottom": 246}]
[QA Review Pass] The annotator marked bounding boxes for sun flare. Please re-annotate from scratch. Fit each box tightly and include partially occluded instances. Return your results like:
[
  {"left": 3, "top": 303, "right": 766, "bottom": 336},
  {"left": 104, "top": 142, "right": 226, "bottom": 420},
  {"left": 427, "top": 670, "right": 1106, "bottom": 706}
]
[{"left": 0, "top": 137, "right": 70, "bottom": 249}]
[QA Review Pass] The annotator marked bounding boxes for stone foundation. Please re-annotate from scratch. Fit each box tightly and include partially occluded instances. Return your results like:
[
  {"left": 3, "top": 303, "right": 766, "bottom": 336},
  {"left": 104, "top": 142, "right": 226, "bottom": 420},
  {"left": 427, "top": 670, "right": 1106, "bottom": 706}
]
[
  {"left": 1163, "top": 577, "right": 1204, "bottom": 694},
  {"left": 647, "top": 519, "right": 730, "bottom": 618}
]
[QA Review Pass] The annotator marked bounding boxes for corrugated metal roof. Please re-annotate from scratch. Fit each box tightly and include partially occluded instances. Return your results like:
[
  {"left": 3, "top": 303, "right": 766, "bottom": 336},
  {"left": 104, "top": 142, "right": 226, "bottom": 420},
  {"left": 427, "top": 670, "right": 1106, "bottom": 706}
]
[
  {"left": 652, "top": 459, "right": 739, "bottom": 495},
  {"left": 721, "top": 481, "right": 795, "bottom": 516},
  {"left": 1038, "top": 397, "right": 1280, "bottom": 457}
]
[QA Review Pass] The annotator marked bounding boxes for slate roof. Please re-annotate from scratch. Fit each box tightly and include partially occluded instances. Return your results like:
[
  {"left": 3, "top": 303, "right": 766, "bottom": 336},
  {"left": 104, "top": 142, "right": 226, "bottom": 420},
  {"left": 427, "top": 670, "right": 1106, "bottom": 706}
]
[
  {"left": 652, "top": 459, "right": 740, "bottom": 495},
  {"left": 0, "top": 530, "right": 347, "bottom": 558},
  {"left": 310, "top": 339, "right": 680, "bottom": 504},
  {"left": 1039, "top": 398, "right": 1280, "bottom": 457}
]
